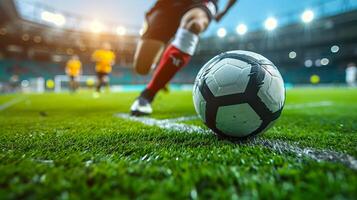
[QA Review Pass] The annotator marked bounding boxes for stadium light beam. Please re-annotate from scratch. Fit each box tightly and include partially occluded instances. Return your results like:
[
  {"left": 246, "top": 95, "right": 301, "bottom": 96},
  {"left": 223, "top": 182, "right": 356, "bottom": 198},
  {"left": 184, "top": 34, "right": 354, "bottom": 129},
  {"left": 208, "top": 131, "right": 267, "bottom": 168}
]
[
  {"left": 315, "top": 59, "right": 322, "bottom": 67},
  {"left": 331, "top": 45, "right": 340, "bottom": 53},
  {"left": 116, "top": 26, "right": 127, "bottom": 36},
  {"left": 321, "top": 58, "right": 329, "bottom": 66},
  {"left": 90, "top": 20, "right": 104, "bottom": 33},
  {"left": 301, "top": 10, "right": 314, "bottom": 23},
  {"left": 236, "top": 24, "right": 247, "bottom": 36},
  {"left": 217, "top": 28, "right": 227, "bottom": 38},
  {"left": 264, "top": 17, "right": 278, "bottom": 31},
  {"left": 289, "top": 51, "right": 297, "bottom": 59},
  {"left": 41, "top": 11, "right": 66, "bottom": 26},
  {"left": 305, "top": 59, "right": 313, "bottom": 68}
]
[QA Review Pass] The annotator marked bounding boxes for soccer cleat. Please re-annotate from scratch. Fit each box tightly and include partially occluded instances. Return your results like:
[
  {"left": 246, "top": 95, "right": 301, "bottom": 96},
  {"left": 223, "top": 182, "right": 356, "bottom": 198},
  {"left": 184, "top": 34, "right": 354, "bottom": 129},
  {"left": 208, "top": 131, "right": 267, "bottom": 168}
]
[{"left": 130, "top": 96, "right": 153, "bottom": 116}]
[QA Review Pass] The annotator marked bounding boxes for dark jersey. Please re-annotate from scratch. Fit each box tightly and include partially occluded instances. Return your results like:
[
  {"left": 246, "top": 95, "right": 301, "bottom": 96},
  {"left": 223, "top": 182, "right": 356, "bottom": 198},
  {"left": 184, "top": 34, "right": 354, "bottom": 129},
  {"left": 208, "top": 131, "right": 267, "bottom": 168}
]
[
  {"left": 142, "top": 0, "right": 219, "bottom": 43},
  {"left": 150, "top": 0, "right": 219, "bottom": 17}
]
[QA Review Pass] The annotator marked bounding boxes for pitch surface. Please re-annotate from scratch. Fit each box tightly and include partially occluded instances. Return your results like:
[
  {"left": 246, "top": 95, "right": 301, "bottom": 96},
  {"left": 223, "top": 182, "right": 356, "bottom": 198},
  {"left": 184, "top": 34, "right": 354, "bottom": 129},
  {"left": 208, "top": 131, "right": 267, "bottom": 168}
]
[{"left": 0, "top": 88, "right": 356, "bottom": 199}]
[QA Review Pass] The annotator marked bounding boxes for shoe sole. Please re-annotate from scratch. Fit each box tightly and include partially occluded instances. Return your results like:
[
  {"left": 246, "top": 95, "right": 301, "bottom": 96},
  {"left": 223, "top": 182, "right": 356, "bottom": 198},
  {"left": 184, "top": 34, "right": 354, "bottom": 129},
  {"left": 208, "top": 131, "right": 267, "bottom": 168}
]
[{"left": 131, "top": 110, "right": 151, "bottom": 117}]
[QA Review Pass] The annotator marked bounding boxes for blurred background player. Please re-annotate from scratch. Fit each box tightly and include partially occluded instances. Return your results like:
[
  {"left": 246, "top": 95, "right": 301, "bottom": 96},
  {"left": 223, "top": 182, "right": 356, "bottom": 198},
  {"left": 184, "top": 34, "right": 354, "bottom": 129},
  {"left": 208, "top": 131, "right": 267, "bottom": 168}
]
[
  {"left": 9, "top": 75, "right": 20, "bottom": 93},
  {"left": 92, "top": 42, "right": 116, "bottom": 97},
  {"left": 346, "top": 62, "right": 356, "bottom": 87},
  {"left": 65, "top": 55, "right": 82, "bottom": 92},
  {"left": 130, "top": 0, "right": 237, "bottom": 116}
]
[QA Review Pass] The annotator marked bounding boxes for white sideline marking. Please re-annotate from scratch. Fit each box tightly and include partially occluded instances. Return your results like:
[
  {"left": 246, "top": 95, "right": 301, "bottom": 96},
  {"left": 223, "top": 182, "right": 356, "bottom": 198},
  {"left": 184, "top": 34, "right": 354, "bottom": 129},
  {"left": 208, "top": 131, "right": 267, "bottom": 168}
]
[
  {"left": 0, "top": 97, "right": 26, "bottom": 111},
  {"left": 117, "top": 114, "right": 210, "bottom": 135},
  {"left": 166, "top": 116, "right": 200, "bottom": 123},
  {"left": 249, "top": 138, "right": 357, "bottom": 171},
  {"left": 285, "top": 101, "right": 334, "bottom": 110},
  {"left": 33, "top": 159, "right": 54, "bottom": 166},
  {"left": 116, "top": 113, "right": 357, "bottom": 170}
]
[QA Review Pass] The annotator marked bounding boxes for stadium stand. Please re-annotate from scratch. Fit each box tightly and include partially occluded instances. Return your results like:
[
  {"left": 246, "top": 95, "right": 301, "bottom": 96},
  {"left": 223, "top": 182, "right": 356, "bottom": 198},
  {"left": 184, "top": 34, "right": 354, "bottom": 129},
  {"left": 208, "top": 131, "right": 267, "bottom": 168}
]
[{"left": 0, "top": 0, "right": 356, "bottom": 87}]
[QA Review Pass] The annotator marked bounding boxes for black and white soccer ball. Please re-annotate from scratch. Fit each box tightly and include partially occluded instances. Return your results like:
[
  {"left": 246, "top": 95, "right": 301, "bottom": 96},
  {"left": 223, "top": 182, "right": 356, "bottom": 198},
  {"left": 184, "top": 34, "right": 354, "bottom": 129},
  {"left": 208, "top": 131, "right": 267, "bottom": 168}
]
[{"left": 193, "top": 50, "right": 285, "bottom": 139}]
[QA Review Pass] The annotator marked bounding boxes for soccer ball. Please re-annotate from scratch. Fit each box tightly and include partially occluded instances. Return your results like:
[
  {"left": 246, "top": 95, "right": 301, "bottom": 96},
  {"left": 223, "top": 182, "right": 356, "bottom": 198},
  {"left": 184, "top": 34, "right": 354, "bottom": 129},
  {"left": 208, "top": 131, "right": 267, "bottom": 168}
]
[{"left": 193, "top": 50, "right": 285, "bottom": 139}]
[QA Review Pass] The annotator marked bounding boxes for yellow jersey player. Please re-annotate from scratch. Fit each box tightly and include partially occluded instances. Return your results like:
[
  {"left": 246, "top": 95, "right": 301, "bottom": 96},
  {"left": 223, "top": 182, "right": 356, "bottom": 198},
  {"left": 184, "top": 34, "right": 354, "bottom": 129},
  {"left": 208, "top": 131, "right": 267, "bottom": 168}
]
[
  {"left": 65, "top": 55, "right": 82, "bottom": 92},
  {"left": 92, "top": 42, "right": 116, "bottom": 96}
]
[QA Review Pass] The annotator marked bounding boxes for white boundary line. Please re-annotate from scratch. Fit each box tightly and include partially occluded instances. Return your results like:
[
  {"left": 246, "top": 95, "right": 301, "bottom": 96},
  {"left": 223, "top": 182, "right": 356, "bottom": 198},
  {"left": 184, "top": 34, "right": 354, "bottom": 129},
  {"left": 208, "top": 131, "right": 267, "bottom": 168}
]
[
  {"left": 118, "top": 114, "right": 210, "bottom": 135},
  {"left": 166, "top": 116, "right": 200, "bottom": 123},
  {"left": 116, "top": 113, "right": 357, "bottom": 170},
  {"left": 285, "top": 101, "right": 334, "bottom": 110},
  {"left": 0, "top": 97, "right": 26, "bottom": 111}
]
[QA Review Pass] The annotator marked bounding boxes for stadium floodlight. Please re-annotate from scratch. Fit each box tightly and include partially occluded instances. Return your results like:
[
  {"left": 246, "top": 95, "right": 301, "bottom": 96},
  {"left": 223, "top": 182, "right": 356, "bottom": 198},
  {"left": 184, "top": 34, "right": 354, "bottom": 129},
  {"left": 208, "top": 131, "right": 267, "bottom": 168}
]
[
  {"left": 331, "top": 45, "right": 340, "bottom": 53},
  {"left": 22, "top": 34, "right": 30, "bottom": 41},
  {"left": 139, "top": 28, "right": 144, "bottom": 36},
  {"left": 217, "top": 28, "right": 227, "bottom": 38},
  {"left": 315, "top": 59, "right": 322, "bottom": 67},
  {"left": 90, "top": 20, "right": 104, "bottom": 33},
  {"left": 116, "top": 26, "right": 127, "bottom": 36},
  {"left": 33, "top": 36, "right": 42, "bottom": 43},
  {"left": 41, "top": 11, "right": 66, "bottom": 26},
  {"left": 301, "top": 10, "right": 314, "bottom": 23},
  {"left": 236, "top": 24, "right": 247, "bottom": 35},
  {"left": 305, "top": 59, "right": 313, "bottom": 68},
  {"left": 264, "top": 17, "right": 278, "bottom": 31},
  {"left": 289, "top": 51, "right": 297, "bottom": 59},
  {"left": 321, "top": 58, "right": 329, "bottom": 66},
  {"left": 52, "top": 14, "right": 66, "bottom": 26}
]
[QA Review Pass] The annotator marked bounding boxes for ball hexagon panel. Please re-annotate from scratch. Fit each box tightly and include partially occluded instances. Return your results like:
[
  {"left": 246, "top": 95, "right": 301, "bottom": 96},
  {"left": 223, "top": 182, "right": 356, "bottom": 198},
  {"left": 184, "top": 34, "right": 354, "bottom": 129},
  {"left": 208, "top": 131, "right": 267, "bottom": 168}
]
[
  {"left": 192, "top": 88, "right": 207, "bottom": 122},
  {"left": 206, "top": 62, "right": 252, "bottom": 97},
  {"left": 205, "top": 74, "right": 220, "bottom": 97},
  {"left": 222, "top": 58, "right": 252, "bottom": 70},
  {"left": 257, "top": 71, "right": 285, "bottom": 113},
  {"left": 204, "top": 59, "right": 227, "bottom": 78},
  {"left": 216, "top": 103, "right": 262, "bottom": 137},
  {"left": 261, "top": 64, "right": 283, "bottom": 79},
  {"left": 195, "top": 55, "right": 222, "bottom": 82}
]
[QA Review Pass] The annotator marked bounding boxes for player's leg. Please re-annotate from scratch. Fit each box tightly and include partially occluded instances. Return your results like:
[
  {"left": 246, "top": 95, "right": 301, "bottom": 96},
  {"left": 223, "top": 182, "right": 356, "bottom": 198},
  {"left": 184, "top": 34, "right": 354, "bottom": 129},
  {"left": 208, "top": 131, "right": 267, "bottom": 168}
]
[
  {"left": 103, "top": 74, "right": 110, "bottom": 92},
  {"left": 144, "top": 8, "right": 209, "bottom": 98},
  {"left": 96, "top": 73, "right": 103, "bottom": 92},
  {"left": 133, "top": 39, "right": 165, "bottom": 75},
  {"left": 69, "top": 76, "right": 75, "bottom": 92},
  {"left": 133, "top": 2, "right": 182, "bottom": 76},
  {"left": 73, "top": 76, "right": 79, "bottom": 91},
  {"left": 131, "top": 8, "right": 210, "bottom": 116}
]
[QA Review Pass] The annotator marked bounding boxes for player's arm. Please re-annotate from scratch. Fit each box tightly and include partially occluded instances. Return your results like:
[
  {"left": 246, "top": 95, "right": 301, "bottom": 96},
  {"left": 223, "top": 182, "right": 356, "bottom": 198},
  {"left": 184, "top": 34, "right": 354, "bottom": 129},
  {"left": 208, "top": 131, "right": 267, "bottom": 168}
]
[{"left": 215, "top": 0, "right": 238, "bottom": 22}]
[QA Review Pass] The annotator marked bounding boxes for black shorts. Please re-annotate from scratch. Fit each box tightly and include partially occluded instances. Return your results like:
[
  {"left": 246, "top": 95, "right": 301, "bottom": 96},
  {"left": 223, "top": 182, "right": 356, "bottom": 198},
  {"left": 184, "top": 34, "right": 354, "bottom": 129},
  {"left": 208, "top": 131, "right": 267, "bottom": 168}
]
[
  {"left": 96, "top": 72, "right": 109, "bottom": 79},
  {"left": 69, "top": 75, "right": 79, "bottom": 81},
  {"left": 142, "top": 0, "right": 218, "bottom": 43}
]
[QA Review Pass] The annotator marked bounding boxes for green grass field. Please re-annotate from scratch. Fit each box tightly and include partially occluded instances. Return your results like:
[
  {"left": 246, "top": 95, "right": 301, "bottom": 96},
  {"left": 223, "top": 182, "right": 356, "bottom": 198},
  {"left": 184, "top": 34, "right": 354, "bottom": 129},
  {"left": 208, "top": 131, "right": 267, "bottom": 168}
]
[{"left": 0, "top": 88, "right": 357, "bottom": 199}]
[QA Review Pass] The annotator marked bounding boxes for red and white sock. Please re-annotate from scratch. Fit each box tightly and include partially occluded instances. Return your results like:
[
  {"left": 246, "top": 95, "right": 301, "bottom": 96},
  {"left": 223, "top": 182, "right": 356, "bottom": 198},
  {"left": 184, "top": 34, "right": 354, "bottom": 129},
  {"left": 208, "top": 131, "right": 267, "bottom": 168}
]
[{"left": 143, "top": 28, "right": 199, "bottom": 101}]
